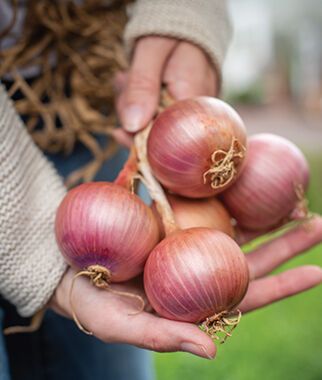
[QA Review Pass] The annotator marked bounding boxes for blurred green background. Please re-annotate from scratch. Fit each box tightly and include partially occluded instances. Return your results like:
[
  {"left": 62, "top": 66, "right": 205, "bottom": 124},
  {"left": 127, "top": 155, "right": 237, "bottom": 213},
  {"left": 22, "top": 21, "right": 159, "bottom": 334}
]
[{"left": 155, "top": 0, "right": 322, "bottom": 378}]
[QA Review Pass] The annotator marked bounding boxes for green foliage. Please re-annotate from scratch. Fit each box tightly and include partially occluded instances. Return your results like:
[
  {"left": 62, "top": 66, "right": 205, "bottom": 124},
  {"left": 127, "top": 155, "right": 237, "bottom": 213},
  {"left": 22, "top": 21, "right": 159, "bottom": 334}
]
[
  {"left": 154, "top": 152, "right": 322, "bottom": 380},
  {"left": 223, "top": 81, "right": 265, "bottom": 105}
]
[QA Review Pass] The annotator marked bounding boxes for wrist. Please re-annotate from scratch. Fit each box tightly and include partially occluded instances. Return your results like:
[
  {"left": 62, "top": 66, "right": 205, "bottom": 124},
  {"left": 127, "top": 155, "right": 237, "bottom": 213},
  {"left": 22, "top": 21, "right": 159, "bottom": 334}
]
[{"left": 47, "top": 267, "right": 72, "bottom": 319}]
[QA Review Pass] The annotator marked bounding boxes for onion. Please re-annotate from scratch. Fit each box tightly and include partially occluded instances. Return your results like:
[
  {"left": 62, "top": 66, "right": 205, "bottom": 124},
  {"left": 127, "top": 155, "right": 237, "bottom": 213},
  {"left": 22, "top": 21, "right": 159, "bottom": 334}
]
[
  {"left": 152, "top": 194, "right": 234, "bottom": 239},
  {"left": 144, "top": 228, "right": 249, "bottom": 326},
  {"left": 55, "top": 182, "right": 159, "bottom": 283},
  {"left": 221, "top": 134, "right": 310, "bottom": 231},
  {"left": 147, "top": 97, "right": 247, "bottom": 198}
]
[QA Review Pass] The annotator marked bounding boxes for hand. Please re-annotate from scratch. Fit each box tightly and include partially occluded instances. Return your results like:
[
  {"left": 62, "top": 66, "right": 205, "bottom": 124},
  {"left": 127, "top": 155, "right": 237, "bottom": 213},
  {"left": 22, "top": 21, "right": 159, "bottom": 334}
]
[
  {"left": 113, "top": 36, "right": 218, "bottom": 147},
  {"left": 49, "top": 217, "right": 322, "bottom": 360}
]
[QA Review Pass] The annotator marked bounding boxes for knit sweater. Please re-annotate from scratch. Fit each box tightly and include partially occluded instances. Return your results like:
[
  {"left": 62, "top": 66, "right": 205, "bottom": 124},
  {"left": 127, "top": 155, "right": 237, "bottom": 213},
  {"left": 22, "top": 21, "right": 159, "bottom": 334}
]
[
  {"left": 0, "top": 84, "right": 67, "bottom": 316},
  {"left": 0, "top": 0, "right": 232, "bottom": 317}
]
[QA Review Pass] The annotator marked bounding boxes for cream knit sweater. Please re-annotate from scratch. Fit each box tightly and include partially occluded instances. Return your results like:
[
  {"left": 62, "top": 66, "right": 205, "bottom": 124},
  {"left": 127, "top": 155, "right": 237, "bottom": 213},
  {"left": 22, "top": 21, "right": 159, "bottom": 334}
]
[{"left": 0, "top": 0, "right": 232, "bottom": 317}]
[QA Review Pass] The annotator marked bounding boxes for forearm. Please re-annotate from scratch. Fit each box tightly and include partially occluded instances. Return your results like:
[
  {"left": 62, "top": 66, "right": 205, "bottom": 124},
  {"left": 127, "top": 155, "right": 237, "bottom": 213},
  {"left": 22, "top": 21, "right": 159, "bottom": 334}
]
[{"left": 0, "top": 83, "right": 67, "bottom": 317}]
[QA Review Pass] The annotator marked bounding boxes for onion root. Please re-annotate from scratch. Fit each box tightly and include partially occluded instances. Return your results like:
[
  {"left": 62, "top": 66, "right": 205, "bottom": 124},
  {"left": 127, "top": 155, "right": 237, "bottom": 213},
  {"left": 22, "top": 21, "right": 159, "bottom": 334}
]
[
  {"left": 203, "top": 137, "right": 246, "bottom": 190},
  {"left": 70, "top": 265, "right": 145, "bottom": 335},
  {"left": 201, "top": 309, "right": 242, "bottom": 344},
  {"left": 3, "top": 306, "right": 46, "bottom": 335}
]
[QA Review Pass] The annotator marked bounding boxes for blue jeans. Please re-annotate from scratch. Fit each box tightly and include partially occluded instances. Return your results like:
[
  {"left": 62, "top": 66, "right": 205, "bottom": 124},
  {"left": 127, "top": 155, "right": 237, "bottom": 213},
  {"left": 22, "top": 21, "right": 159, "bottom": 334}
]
[{"left": 0, "top": 140, "right": 154, "bottom": 380}]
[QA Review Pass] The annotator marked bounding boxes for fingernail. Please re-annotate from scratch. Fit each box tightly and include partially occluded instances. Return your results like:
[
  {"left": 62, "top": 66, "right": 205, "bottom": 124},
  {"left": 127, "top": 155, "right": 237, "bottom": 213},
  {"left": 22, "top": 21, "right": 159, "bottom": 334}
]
[
  {"left": 122, "top": 104, "right": 144, "bottom": 132},
  {"left": 181, "top": 342, "right": 214, "bottom": 360}
]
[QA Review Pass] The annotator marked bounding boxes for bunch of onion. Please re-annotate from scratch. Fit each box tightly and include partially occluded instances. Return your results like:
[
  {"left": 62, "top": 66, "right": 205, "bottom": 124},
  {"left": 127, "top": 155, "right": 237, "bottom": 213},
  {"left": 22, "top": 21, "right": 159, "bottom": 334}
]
[
  {"left": 221, "top": 134, "right": 310, "bottom": 231},
  {"left": 147, "top": 97, "right": 247, "bottom": 198},
  {"left": 55, "top": 149, "right": 160, "bottom": 333},
  {"left": 135, "top": 128, "right": 249, "bottom": 342}
]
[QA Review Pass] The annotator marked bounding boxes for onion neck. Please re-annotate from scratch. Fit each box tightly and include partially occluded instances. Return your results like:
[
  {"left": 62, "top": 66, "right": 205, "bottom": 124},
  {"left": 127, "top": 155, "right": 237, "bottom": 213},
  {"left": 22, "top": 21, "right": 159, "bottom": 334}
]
[
  {"left": 135, "top": 125, "right": 179, "bottom": 236},
  {"left": 114, "top": 145, "right": 138, "bottom": 190}
]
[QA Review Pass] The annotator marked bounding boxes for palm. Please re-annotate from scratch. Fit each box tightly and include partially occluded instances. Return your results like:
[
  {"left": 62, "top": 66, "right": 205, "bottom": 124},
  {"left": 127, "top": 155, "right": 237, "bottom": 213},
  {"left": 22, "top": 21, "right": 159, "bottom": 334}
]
[{"left": 53, "top": 217, "right": 322, "bottom": 360}]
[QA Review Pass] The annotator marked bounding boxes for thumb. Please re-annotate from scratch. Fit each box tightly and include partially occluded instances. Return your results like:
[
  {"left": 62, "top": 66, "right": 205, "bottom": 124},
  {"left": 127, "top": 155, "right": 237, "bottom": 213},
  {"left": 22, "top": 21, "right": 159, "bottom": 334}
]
[
  {"left": 118, "top": 36, "right": 178, "bottom": 133},
  {"left": 163, "top": 41, "right": 218, "bottom": 100}
]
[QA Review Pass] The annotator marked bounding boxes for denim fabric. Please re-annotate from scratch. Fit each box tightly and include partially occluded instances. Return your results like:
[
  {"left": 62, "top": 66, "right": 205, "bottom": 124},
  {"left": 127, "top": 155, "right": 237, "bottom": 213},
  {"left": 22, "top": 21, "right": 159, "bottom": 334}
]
[
  {"left": 1, "top": 304, "right": 154, "bottom": 380},
  {"left": 0, "top": 141, "right": 154, "bottom": 380},
  {"left": 1, "top": 305, "right": 154, "bottom": 380},
  {"left": 0, "top": 309, "right": 10, "bottom": 380}
]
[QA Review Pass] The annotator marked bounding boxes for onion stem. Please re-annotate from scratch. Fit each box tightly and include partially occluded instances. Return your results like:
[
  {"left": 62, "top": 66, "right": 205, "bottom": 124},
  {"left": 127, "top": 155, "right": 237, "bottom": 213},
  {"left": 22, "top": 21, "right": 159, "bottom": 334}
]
[
  {"left": 114, "top": 145, "right": 138, "bottom": 191},
  {"left": 135, "top": 125, "right": 178, "bottom": 236}
]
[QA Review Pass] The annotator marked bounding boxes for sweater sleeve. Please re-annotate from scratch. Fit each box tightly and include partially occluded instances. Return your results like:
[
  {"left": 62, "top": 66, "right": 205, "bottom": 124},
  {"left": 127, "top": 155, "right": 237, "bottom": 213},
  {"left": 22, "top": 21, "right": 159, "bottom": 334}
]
[
  {"left": 123, "top": 0, "right": 232, "bottom": 89},
  {"left": 0, "top": 83, "right": 68, "bottom": 317}
]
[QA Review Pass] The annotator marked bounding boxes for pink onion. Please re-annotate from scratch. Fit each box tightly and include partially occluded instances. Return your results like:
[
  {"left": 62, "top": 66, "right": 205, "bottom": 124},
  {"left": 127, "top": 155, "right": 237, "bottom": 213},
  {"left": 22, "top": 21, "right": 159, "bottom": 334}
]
[
  {"left": 221, "top": 133, "right": 310, "bottom": 231},
  {"left": 55, "top": 182, "right": 159, "bottom": 282},
  {"left": 147, "top": 97, "right": 247, "bottom": 198},
  {"left": 144, "top": 228, "right": 249, "bottom": 323},
  {"left": 152, "top": 194, "right": 234, "bottom": 239}
]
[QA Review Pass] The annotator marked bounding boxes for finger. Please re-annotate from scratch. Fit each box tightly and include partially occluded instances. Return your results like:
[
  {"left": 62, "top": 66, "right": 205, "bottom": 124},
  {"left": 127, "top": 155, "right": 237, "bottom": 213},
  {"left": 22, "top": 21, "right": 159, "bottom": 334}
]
[
  {"left": 64, "top": 270, "right": 216, "bottom": 360},
  {"left": 113, "top": 128, "right": 133, "bottom": 149},
  {"left": 113, "top": 71, "right": 128, "bottom": 97},
  {"left": 234, "top": 226, "right": 267, "bottom": 246},
  {"left": 106, "top": 312, "right": 217, "bottom": 360},
  {"left": 238, "top": 265, "right": 322, "bottom": 313},
  {"left": 113, "top": 70, "right": 128, "bottom": 116},
  {"left": 92, "top": 280, "right": 216, "bottom": 359},
  {"left": 246, "top": 217, "right": 322, "bottom": 279},
  {"left": 118, "top": 36, "right": 178, "bottom": 132},
  {"left": 163, "top": 41, "right": 218, "bottom": 100},
  {"left": 112, "top": 72, "right": 134, "bottom": 148},
  {"left": 235, "top": 219, "right": 285, "bottom": 246}
]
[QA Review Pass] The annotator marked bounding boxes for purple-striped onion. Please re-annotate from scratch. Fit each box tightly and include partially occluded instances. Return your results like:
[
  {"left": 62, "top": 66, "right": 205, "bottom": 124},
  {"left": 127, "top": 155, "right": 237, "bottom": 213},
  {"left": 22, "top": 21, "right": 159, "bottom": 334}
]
[
  {"left": 144, "top": 228, "right": 249, "bottom": 323},
  {"left": 147, "top": 97, "right": 247, "bottom": 198},
  {"left": 221, "top": 134, "right": 310, "bottom": 231},
  {"left": 55, "top": 182, "right": 159, "bottom": 282}
]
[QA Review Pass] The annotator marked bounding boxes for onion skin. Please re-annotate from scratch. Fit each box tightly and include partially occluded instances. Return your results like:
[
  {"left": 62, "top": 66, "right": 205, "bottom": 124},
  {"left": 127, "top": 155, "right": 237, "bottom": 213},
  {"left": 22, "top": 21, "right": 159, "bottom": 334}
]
[
  {"left": 221, "top": 134, "right": 310, "bottom": 231},
  {"left": 147, "top": 97, "right": 247, "bottom": 198},
  {"left": 55, "top": 182, "right": 159, "bottom": 282},
  {"left": 152, "top": 194, "right": 234, "bottom": 239},
  {"left": 144, "top": 228, "right": 249, "bottom": 323}
]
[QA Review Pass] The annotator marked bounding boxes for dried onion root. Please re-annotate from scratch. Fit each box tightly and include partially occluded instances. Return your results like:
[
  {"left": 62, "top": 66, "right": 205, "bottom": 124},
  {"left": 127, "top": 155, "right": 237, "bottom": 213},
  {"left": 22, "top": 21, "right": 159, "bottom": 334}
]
[{"left": 0, "top": 0, "right": 132, "bottom": 187}]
